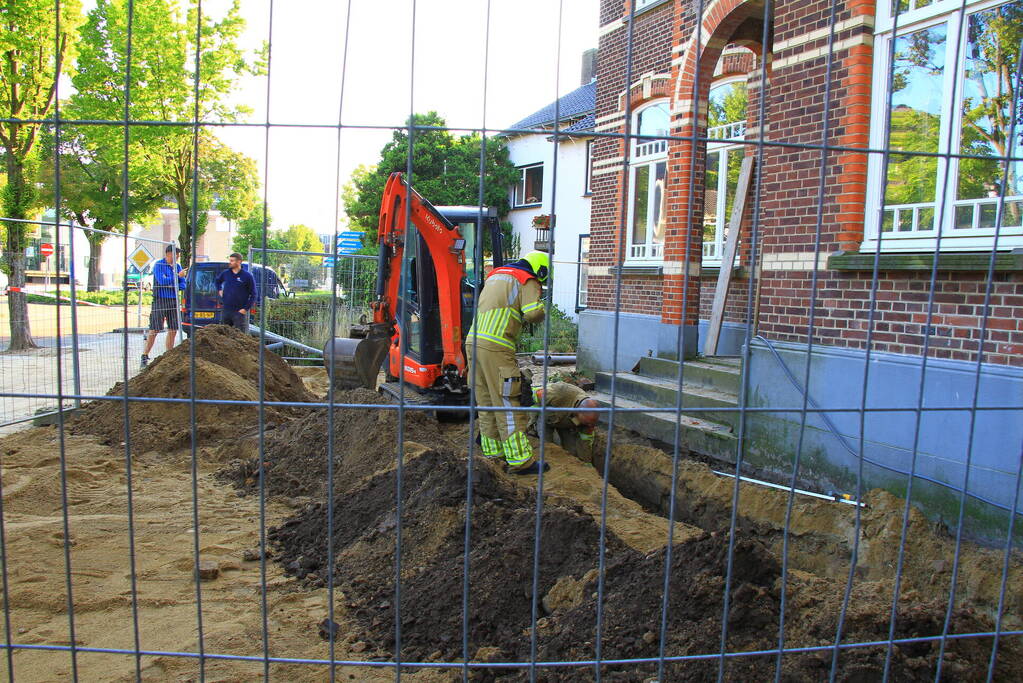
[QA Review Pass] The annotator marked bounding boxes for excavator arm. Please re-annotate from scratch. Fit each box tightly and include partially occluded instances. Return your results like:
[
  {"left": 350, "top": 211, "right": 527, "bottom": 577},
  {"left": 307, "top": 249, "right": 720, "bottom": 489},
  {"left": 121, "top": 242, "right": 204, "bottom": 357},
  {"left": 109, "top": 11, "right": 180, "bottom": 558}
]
[
  {"left": 325, "top": 172, "right": 473, "bottom": 392},
  {"left": 375, "top": 172, "right": 469, "bottom": 379}
]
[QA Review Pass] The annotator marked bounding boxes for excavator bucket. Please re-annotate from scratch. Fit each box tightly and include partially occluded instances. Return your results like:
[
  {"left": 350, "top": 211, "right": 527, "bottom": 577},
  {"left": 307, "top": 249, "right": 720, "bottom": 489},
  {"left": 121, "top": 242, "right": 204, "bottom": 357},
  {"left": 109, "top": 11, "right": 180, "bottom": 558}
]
[{"left": 323, "top": 327, "right": 391, "bottom": 391}]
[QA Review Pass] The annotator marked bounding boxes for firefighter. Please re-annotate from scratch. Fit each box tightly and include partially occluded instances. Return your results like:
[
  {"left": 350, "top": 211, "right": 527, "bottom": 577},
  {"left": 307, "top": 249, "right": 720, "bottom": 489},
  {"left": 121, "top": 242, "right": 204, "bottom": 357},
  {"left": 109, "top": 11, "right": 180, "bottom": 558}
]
[
  {"left": 528, "top": 382, "right": 600, "bottom": 467},
  {"left": 465, "top": 250, "right": 549, "bottom": 474}
]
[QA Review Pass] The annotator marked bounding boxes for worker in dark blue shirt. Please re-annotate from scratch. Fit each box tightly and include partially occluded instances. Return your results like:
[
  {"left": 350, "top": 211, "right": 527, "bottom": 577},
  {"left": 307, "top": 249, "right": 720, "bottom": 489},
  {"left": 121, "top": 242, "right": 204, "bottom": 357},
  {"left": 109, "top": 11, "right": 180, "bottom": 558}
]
[
  {"left": 141, "top": 244, "right": 187, "bottom": 368},
  {"left": 214, "top": 252, "right": 256, "bottom": 333}
]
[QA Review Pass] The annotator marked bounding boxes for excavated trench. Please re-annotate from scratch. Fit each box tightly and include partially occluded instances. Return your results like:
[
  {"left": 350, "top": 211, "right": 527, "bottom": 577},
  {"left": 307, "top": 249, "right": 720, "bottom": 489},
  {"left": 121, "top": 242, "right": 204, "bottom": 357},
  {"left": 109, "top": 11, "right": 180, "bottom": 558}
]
[{"left": 217, "top": 393, "right": 1022, "bottom": 681}]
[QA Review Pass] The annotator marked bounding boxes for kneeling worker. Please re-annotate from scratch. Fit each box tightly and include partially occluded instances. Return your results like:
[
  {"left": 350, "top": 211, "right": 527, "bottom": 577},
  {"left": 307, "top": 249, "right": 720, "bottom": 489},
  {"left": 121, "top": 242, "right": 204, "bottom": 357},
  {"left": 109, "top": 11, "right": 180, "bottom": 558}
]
[
  {"left": 466, "top": 251, "right": 549, "bottom": 474},
  {"left": 529, "top": 382, "right": 600, "bottom": 467}
]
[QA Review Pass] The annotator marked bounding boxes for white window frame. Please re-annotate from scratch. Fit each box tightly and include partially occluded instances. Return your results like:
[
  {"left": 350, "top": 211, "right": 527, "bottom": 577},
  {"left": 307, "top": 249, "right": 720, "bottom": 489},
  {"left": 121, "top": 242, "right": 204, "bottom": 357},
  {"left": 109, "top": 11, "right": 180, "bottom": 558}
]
[
  {"left": 584, "top": 139, "right": 594, "bottom": 196},
  {"left": 626, "top": 101, "right": 670, "bottom": 261},
  {"left": 703, "top": 77, "right": 748, "bottom": 266},
  {"left": 512, "top": 163, "right": 544, "bottom": 208},
  {"left": 864, "top": 0, "right": 1023, "bottom": 252}
]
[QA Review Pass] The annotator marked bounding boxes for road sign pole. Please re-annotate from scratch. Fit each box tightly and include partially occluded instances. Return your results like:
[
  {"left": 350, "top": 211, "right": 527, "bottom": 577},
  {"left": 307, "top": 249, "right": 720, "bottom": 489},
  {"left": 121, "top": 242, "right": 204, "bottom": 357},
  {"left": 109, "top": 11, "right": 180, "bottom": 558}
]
[
  {"left": 137, "top": 248, "right": 143, "bottom": 328},
  {"left": 67, "top": 223, "right": 82, "bottom": 408}
]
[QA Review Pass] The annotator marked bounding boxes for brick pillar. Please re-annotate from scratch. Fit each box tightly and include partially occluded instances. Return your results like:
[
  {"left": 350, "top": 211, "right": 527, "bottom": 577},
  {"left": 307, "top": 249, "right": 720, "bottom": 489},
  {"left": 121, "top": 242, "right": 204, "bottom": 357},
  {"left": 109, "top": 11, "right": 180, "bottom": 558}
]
[{"left": 835, "top": 0, "right": 876, "bottom": 251}]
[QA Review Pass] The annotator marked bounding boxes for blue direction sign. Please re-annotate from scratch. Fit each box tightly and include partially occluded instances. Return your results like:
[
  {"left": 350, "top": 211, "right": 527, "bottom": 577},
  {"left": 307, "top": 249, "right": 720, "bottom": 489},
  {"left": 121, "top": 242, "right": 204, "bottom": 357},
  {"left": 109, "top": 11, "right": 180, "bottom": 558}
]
[
  {"left": 322, "top": 257, "right": 335, "bottom": 268},
  {"left": 336, "top": 231, "right": 363, "bottom": 245},
  {"left": 338, "top": 244, "right": 361, "bottom": 255}
]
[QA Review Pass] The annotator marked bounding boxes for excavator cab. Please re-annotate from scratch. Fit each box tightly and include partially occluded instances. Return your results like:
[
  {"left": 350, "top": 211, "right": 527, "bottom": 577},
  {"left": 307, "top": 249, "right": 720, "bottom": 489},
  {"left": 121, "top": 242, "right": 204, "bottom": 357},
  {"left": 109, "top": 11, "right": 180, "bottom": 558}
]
[
  {"left": 391, "top": 205, "right": 504, "bottom": 392},
  {"left": 325, "top": 173, "right": 504, "bottom": 400}
]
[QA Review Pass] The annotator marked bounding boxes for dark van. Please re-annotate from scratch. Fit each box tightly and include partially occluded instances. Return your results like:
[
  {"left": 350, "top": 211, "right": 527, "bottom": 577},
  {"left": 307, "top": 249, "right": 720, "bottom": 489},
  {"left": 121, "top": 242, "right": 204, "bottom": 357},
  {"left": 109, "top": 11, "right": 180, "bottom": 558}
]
[{"left": 181, "top": 261, "right": 288, "bottom": 335}]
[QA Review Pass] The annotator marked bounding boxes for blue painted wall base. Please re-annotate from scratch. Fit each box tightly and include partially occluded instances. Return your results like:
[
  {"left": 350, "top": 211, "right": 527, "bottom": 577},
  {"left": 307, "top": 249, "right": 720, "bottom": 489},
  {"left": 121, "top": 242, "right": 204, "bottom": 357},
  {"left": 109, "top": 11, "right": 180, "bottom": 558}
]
[{"left": 742, "top": 338, "right": 1023, "bottom": 540}]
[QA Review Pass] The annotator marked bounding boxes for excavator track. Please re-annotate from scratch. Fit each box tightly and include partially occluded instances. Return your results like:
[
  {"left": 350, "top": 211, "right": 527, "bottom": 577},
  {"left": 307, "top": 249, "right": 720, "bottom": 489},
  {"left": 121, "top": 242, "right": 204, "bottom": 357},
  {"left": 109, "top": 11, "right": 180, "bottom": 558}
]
[{"left": 378, "top": 381, "right": 469, "bottom": 422}]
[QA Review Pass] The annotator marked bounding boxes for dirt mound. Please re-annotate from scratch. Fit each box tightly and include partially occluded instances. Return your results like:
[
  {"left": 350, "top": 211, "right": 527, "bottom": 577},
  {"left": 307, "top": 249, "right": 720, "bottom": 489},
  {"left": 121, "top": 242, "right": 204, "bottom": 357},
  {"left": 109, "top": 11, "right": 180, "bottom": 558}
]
[
  {"left": 269, "top": 449, "right": 631, "bottom": 663},
  {"left": 219, "top": 388, "right": 447, "bottom": 500},
  {"left": 268, "top": 448, "right": 1020, "bottom": 679},
  {"left": 527, "top": 536, "right": 1006, "bottom": 681},
  {"left": 70, "top": 325, "right": 314, "bottom": 452}
]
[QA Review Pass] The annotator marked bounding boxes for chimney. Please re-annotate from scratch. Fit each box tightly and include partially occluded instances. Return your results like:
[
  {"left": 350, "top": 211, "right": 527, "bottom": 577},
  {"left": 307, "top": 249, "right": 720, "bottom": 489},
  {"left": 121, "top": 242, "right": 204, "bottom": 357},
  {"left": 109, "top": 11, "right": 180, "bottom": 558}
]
[{"left": 580, "top": 48, "right": 597, "bottom": 85}]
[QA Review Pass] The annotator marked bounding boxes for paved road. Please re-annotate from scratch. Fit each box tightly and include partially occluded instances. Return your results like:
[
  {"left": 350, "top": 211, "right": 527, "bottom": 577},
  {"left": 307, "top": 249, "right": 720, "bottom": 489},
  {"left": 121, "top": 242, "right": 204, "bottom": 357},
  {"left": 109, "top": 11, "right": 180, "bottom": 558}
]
[{"left": 0, "top": 299, "right": 180, "bottom": 433}]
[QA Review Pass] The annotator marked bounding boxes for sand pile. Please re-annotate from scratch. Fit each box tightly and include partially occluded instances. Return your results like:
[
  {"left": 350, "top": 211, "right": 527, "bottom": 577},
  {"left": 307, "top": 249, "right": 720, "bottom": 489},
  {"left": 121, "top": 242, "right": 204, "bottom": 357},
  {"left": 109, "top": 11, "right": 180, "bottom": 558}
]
[
  {"left": 219, "top": 388, "right": 448, "bottom": 500},
  {"left": 268, "top": 447, "right": 1020, "bottom": 680},
  {"left": 70, "top": 325, "right": 314, "bottom": 452}
]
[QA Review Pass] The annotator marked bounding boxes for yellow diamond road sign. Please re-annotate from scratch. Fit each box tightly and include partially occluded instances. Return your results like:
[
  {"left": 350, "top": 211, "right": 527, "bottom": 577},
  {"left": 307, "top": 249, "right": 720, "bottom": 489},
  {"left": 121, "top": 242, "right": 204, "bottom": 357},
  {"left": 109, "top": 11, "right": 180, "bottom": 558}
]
[{"left": 129, "top": 244, "right": 154, "bottom": 271}]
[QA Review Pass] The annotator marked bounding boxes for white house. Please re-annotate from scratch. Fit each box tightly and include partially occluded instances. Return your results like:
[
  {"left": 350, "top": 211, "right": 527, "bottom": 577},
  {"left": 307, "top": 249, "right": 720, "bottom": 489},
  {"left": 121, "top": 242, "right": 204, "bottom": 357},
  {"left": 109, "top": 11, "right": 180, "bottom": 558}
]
[{"left": 503, "top": 54, "right": 595, "bottom": 320}]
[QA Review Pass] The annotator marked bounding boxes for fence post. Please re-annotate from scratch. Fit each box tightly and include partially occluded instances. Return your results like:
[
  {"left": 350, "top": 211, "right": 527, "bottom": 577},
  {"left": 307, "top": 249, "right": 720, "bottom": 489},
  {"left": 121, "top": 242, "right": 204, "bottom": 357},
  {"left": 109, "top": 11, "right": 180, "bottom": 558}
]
[
  {"left": 349, "top": 256, "right": 355, "bottom": 306},
  {"left": 67, "top": 221, "right": 83, "bottom": 409},
  {"left": 136, "top": 239, "right": 143, "bottom": 330}
]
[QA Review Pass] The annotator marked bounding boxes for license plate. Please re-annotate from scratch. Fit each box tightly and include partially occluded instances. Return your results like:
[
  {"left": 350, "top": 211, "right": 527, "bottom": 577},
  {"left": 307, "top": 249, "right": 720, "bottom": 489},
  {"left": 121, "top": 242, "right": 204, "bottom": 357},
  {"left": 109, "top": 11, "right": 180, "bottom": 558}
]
[{"left": 194, "top": 312, "right": 215, "bottom": 319}]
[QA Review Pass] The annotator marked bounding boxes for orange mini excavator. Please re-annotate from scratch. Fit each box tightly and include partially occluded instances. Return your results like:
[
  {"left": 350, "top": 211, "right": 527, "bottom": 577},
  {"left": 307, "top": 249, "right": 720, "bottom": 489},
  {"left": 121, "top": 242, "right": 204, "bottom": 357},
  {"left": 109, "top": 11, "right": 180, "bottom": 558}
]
[{"left": 324, "top": 172, "right": 506, "bottom": 404}]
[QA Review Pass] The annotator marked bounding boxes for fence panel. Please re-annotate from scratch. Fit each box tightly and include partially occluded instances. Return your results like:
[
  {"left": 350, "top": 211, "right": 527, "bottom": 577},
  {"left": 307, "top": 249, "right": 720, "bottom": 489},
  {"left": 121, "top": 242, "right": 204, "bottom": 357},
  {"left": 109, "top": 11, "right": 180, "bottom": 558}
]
[
  {"left": 1, "top": 0, "right": 1021, "bottom": 680},
  {"left": 247, "top": 248, "right": 377, "bottom": 361}
]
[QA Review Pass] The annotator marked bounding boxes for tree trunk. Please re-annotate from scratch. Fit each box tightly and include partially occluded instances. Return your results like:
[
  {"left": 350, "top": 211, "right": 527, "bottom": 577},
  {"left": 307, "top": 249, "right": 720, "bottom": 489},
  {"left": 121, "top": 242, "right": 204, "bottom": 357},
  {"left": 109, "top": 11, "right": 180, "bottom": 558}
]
[
  {"left": 87, "top": 235, "right": 104, "bottom": 292},
  {"left": 174, "top": 190, "right": 192, "bottom": 267},
  {"left": 2, "top": 155, "right": 39, "bottom": 350}
]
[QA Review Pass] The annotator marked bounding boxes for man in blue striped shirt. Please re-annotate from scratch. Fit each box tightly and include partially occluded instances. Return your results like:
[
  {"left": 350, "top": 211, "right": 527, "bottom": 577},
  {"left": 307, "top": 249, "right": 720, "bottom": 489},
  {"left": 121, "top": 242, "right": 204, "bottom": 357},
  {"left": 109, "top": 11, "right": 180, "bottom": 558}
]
[{"left": 141, "top": 244, "right": 187, "bottom": 368}]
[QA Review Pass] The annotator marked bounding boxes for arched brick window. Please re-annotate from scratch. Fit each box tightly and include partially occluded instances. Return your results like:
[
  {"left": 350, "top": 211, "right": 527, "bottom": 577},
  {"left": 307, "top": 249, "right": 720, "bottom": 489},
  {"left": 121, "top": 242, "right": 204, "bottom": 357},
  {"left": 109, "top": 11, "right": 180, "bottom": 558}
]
[{"left": 627, "top": 100, "right": 670, "bottom": 260}]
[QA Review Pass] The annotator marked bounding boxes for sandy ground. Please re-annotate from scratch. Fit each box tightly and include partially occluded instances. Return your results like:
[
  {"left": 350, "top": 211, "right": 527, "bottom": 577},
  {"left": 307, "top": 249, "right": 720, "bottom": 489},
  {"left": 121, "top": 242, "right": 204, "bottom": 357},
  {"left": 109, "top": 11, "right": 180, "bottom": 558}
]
[
  {"left": 0, "top": 405, "right": 696, "bottom": 680},
  {"left": 1, "top": 363, "right": 1020, "bottom": 680},
  {"left": 0, "top": 427, "right": 413, "bottom": 682}
]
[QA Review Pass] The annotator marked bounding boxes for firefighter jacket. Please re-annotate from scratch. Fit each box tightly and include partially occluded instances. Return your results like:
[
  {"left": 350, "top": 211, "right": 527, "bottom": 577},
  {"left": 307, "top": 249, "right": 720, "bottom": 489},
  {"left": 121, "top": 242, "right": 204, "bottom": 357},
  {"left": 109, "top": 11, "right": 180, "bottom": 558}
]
[
  {"left": 530, "top": 382, "right": 589, "bottom": 431},
  {"left": 465, "top": 265, "right": 545, "bottom": 351}
]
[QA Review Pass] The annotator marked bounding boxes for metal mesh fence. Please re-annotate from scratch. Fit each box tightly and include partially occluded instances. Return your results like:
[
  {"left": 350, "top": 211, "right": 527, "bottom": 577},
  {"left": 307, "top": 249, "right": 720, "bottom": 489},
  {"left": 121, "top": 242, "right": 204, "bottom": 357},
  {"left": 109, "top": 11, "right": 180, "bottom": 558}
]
[
  {"left": 0, "top": 0, "right": 1021, "bottom": 681},
  {"left": 247, "top": 248, "right": 377, "bottom": 362},
  {"left": 1, "top": 221, "right": 173, "bottom": 432}
]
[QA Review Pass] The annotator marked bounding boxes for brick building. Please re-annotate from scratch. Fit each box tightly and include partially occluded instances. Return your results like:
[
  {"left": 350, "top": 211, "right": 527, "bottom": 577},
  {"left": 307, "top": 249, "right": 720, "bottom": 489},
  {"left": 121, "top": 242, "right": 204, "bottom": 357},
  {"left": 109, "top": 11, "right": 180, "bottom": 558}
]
[{"left": 580, "top": 0, "right": 1022, "bottom": 534}]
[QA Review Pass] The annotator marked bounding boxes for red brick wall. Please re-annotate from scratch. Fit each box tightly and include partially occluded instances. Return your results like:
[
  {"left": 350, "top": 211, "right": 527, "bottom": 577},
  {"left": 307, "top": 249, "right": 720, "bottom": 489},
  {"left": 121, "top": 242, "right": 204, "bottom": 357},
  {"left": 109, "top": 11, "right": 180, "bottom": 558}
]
[
  {"left": 589, "top": 0, "right": 676, "bottom": 315},
  {"left": 699, "top": 273, "right": 750, "bottom": 324},
  {"left": 590, "top": 0, "right": 1023, "bottom": 366},
  {"left": 756, "top": 271, "right": 1023, "bottom": 367}
]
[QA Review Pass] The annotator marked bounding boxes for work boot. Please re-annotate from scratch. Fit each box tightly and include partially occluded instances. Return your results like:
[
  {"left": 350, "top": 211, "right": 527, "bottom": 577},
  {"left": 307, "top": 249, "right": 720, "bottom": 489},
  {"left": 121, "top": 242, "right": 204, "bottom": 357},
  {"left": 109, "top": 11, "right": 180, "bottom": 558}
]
[
  {"left": 140, "top": 354, "right": 149, "bottom": 369},
  {"left": 510, "top": 461, "right": 550, "bottom": 476}
]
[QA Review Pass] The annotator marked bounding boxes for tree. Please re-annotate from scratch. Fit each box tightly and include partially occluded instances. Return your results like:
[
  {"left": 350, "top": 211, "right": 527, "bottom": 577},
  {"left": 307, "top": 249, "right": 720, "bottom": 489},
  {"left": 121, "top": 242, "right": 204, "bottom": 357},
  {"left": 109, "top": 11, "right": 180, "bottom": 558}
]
[
  {"left": 344, "top": 112, "right": 518, "bottom": 249},
  {"left": 39, "top": 126, "right": 164, "bottom": 290},
  {"left": 1, "top": 0, "right": 83, "bottom": 349},
  {"left": 281, "top": 224, "right": 321, "bottom": 253},
  {"left": 69, "top": 0, "right": 264, "bottom": 266},
  {"left": 232, "top": 202, "right": 285, "bottom": 256}
]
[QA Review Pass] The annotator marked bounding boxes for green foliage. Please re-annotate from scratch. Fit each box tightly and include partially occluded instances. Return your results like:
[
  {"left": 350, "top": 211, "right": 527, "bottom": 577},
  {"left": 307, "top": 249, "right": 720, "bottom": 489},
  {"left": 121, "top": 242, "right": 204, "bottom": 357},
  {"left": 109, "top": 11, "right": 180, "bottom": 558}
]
[
  {"left": 885, "top": 108, "right": 940, "bottom": 205},
  {"left": 1, "top": 0, "right": 84, "bottom": 347},
  {"left": 708, "top": 81, "right": 747, "bottom": 129},
  {"left": 69, "top": 0, "right": 263, "bottom": 266},
  {"left": 343, "top": 112, "right": 518, "bottom": 248},
  {"left": 282, "top": 224, "right": 321, "bottom": 254},
  {"left": 519, "top": 304, "right": 579, "bottom": 353},
  {"left": 232, "top": 202, "right": 285, "bottom": 255},
  {"left": 263, "top": 294, "right": 366, "bottom": 356}
]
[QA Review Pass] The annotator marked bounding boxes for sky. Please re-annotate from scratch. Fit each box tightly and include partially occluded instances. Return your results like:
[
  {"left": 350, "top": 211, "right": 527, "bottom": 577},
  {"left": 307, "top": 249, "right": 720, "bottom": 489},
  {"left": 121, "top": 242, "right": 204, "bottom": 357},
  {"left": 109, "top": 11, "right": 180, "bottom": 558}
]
[{"left": 206, "top": 0, "right": 599, "bottom": 233}]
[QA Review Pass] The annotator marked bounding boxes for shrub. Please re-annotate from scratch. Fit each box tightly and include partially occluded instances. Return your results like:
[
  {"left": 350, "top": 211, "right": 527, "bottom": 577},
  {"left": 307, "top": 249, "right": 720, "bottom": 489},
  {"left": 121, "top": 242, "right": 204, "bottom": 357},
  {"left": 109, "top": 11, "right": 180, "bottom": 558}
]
[{"left": 519, "top": 303, "right": 578, "bottom": 353}]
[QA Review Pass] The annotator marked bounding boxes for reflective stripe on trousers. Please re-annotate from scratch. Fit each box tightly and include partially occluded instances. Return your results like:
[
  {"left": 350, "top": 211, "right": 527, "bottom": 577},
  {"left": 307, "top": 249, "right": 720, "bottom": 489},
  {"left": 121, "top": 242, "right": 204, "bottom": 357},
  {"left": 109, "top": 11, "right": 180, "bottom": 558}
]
[{"left": 502, "top": 430, "right": 534, "bottom": 467}]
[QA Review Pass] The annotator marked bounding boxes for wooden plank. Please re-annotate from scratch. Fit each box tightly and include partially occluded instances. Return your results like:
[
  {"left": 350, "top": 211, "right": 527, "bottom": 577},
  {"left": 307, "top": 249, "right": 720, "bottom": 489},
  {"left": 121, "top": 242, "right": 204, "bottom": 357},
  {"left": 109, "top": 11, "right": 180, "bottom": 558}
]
[{"left": 704, "top": 155, "right": 755, "bottom": 356}]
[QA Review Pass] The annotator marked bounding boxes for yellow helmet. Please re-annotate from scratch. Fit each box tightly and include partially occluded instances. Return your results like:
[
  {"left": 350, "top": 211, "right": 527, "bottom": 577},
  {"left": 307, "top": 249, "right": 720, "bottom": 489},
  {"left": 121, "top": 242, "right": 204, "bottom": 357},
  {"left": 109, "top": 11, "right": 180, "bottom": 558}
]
[{"left": 523, "top": 250, "right": 550, "bottom": 283}]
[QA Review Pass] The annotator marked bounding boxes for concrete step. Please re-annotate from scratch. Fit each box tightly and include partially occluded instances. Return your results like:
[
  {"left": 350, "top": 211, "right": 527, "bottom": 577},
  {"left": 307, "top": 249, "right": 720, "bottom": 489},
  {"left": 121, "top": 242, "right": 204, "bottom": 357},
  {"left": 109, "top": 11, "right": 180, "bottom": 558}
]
[
  {"left": 637, "top": 356, "right": 741, "bottom": 394},
  {"left": 594, "top": 371, "right": 740, "bottom": 429},
  {"left": 590, "top": 392, "right": 737, "bottom": 464}
]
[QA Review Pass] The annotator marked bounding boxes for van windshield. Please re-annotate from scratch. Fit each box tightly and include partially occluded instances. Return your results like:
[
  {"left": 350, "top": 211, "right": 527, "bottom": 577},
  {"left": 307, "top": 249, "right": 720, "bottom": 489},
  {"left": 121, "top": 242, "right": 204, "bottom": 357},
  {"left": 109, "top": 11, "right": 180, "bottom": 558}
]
[{"left": 193, "top": 267, "right": 221, "bottom": 295}]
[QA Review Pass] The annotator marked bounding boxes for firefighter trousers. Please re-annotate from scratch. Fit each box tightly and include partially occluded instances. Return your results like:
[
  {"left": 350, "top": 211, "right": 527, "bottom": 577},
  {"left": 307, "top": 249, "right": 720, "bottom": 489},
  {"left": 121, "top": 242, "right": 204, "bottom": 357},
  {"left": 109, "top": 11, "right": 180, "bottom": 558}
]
[{"left": 465, "top": 343, "right": 536, "bottom": 471}]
